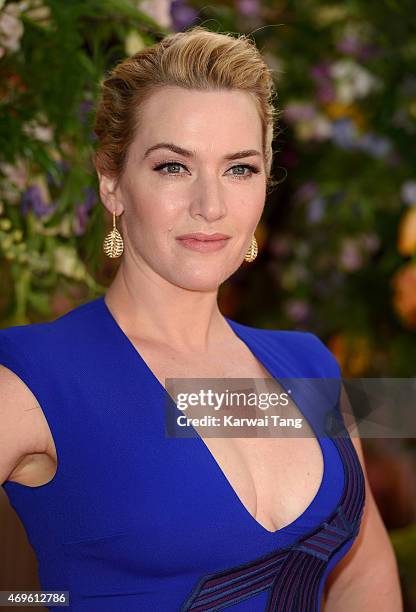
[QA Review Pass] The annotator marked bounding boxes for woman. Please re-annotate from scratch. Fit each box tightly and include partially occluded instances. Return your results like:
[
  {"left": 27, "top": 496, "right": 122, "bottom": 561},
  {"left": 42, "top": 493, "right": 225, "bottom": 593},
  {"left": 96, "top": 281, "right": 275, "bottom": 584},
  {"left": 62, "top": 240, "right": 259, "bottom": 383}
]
[{"left": 0, "top": 26, "right": 402, "bottom": 611}]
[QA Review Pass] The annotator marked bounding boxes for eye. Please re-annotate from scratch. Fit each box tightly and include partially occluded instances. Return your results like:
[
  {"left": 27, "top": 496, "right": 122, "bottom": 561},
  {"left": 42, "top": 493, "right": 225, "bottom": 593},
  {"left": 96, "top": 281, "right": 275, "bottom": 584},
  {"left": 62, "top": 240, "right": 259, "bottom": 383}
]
[
  {"left": 227, "top": 164, "right": 260, "bottom": 179},
  {"left": 152, "top": 161, "right": 260, "bottom": 180},
  {"left": 152, "top": 161, "right": 188, "bottom": 176}
]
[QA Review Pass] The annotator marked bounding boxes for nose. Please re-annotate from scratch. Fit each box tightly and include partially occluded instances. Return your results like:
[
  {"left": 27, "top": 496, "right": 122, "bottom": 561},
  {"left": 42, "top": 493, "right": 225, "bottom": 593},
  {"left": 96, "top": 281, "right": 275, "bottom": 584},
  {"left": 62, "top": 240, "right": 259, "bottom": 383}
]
[{"left": 189, "top": 174, "right": 227, "bottom": 222}]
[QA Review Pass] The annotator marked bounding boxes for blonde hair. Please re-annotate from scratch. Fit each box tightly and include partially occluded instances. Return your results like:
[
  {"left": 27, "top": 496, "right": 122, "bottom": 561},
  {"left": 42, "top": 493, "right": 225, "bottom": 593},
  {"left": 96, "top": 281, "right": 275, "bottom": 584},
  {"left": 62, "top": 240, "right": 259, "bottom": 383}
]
[{"left": 93, "top": 25, "right": 280, "bottom": 194}]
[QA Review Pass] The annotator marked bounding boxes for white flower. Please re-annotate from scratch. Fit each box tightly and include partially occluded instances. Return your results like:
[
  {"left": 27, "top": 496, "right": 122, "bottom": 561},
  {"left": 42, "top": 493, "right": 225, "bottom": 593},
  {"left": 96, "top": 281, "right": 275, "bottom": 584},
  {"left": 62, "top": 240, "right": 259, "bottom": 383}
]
[
  {"left": 22, "top": 120, "right": 54, "bottom": 143},
  {"left": 0, "top": 159, "right": 29, "bottom": 191},
  {"left": 330, "top": 59, "right": 382, "bottom": 104},
  {"left": 137, "top": 0, "right": 172, "bottom": 29},
  {"left": 339, "top": 237, "right": 363, "bottom": 272},
  {"left": 54, "top": 245, "right": 86, "bottom": 280},
  {"left": 0, "top": 2, "right": 24, "bottom": 54},
  {"left": 401, "top": 180, "right": 416, "bottom": 206}
]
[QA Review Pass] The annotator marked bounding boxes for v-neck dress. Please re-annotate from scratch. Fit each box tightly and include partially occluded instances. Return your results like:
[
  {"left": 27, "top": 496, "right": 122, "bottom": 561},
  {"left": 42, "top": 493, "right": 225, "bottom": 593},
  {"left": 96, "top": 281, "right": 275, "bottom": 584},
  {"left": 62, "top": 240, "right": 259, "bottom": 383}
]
[{"left": 0, "top": 295, "right": 366, "bottom": 611}]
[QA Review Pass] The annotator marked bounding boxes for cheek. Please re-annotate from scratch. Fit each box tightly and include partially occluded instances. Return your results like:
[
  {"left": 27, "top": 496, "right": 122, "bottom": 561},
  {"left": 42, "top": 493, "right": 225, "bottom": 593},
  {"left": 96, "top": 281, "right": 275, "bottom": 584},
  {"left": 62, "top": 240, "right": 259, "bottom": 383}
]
[{"left": 125, "top": 189, "right": 179, "bottom": 233}]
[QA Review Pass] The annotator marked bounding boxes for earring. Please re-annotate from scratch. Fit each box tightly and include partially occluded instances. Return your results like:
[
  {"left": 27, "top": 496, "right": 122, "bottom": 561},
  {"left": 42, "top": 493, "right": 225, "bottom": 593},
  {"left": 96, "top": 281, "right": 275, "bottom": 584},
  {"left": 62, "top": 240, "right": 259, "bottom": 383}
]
[
  {"left": 103, "top": 210, "right": 124, "bottom": 258},
  {"left": 244, "top": 235, "right": 258, "bottom": 263}
]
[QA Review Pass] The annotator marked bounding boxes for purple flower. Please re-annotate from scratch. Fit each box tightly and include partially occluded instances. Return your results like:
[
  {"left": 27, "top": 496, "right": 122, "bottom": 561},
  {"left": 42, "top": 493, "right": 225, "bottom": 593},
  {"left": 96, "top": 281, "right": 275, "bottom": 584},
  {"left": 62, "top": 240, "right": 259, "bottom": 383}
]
[
  {"left": 72, "top": 187, "right": 98, "bottom": 235},
  {"left": 311, "top": 62, "right": 336, "bottom": 103},
  {"left": 78, "top": 99, "right": 94, "bottom": 126},
  {"left": 73, "top": 203, "right": 89, "bottom": 236},
  {"left": 337, "top": 35, "right": 362, "bottom": 56},
  {"left": 83, "top": 186, "right": 98, "bottom": 211},
  {"left": 20, "top": 184, "right": 58, "bottom": 218},
  {"left": 284, "top": 102, "right": 316, "bottom": 122},
  {"left": 357, "top": 133, "right": 392, "bottom": 159},
  {"left": 311, "top": 62, "right": 331, "bottom": 80},
  {"left": 316, "top": 83, "right": 336, "bottom": 104},
  {"left": 285, "top": 299, "right": 310, "bottom": 323},
  {"left": 293, "top": 181, "right": 319, "bottom": 203},
  {"left": 46, "top": 160, "right": 70, "bottom": 188},
  {"left": 331, "top": 118, "right": 358, "bottom": 149},
  {"left": 307, "top": 196, "right": 326, "bottom": 224},
  {"left": 236, "top": 0, "right": 260, "bottom": 17},
  {"left": 336, "top": 35, "right": 382, "bottom": 62},
  {"left": 170, "top": 0, "right": 198, "bottom": 31}
]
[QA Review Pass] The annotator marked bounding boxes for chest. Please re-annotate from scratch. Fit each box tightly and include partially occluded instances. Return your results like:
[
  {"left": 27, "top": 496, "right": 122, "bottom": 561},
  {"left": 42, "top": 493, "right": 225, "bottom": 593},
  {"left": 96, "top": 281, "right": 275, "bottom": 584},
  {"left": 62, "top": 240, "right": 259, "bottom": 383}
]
[{"left": 134, "top": 339, "right": 325, "bottom": 534}]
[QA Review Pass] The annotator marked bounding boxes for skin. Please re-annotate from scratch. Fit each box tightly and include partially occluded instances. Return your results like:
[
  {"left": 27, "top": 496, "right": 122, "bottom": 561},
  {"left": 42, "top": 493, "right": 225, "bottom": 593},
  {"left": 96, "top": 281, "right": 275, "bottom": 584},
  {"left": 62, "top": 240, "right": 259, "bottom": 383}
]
[
  {"left": 98, "top": 86, "right": 266, "bottom": 350},
  {"left": 0, "top": 86, "right": 402, "bottom": 607},
  {"left": 97, "top": 85, "right": 402, "bottom": 609},
  {"left": 323, "top": 388, "right": 403, "bottom": 610}
]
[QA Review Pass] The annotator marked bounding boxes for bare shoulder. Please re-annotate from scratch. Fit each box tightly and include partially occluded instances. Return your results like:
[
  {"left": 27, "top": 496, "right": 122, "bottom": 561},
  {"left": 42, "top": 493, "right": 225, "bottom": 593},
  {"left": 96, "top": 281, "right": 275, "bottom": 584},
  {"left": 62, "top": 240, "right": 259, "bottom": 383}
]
[{"left": 0, "top": 363, "right": 51, "bottom": 483}]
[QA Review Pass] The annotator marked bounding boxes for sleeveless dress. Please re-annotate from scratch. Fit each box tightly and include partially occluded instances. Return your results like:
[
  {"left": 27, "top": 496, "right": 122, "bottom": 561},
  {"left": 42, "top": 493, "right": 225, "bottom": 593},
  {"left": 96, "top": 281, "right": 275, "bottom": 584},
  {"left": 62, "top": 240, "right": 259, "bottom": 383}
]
[{"left": 0, "top": 295, "right": 366, "bottom": 611}]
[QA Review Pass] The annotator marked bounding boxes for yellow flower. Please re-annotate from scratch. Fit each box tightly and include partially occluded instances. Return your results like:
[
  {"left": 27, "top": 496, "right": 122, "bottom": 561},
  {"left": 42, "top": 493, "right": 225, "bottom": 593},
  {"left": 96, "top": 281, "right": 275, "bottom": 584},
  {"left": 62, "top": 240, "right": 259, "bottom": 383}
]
[
  {"left": 391, "top": 262, "right": 416, "bottom": 329},
  {"left": 397, "top": 206, "right": 416, "bottom": 256},
  {"left": 322, "top": 101, "right": 367, "bottom": 130},
  {"left": 328, "top": 333, "right": 372, "bottom": 376},
  {"left": 125, "top": 30, "right": 144, "bottom": 56}
]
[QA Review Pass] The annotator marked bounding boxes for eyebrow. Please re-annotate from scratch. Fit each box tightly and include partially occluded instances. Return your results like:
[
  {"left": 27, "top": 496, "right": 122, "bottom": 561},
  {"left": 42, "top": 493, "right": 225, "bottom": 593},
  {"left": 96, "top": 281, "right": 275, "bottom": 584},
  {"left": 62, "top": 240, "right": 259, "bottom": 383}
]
[{"left": 143, "top": 142, "right": 261, "bottom": 161}]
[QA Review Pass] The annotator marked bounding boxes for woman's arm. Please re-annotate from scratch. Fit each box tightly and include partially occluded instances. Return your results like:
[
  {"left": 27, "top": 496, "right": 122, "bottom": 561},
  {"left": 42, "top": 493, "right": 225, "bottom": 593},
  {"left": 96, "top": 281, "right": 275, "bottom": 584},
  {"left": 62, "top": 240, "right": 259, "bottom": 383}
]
[{"left": 323, "top": 384, "right": 403, "bottom": 611}]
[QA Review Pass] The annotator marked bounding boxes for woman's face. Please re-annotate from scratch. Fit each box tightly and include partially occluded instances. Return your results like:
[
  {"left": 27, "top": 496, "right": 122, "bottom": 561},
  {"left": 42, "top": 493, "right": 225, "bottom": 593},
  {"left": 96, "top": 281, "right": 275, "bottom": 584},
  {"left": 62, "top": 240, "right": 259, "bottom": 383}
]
[{"left": 100, "top": 86, "right": 266, "bottom": 291}]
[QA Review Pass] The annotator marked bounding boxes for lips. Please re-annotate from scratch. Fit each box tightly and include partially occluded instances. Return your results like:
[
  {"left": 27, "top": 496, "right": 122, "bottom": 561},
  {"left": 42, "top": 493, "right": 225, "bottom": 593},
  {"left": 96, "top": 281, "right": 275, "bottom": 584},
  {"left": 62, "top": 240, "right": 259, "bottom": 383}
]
[{"left": 176, "top": 232, "right": 230, "bottom": 241}]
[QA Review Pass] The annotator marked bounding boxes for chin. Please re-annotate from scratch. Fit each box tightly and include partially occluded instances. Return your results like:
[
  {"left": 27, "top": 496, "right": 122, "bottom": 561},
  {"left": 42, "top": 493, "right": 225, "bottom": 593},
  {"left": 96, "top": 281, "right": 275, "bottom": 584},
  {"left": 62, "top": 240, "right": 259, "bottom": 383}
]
[{"left": 170, "top": 270, "right": 227, "bottom": 292}]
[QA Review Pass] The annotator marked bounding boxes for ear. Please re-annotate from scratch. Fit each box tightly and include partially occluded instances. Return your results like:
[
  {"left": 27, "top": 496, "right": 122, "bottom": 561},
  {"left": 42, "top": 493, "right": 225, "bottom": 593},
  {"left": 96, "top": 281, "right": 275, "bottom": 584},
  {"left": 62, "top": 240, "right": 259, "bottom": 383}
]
[{"left": 97, "top": 172, "right": 125, "bottom": 216}]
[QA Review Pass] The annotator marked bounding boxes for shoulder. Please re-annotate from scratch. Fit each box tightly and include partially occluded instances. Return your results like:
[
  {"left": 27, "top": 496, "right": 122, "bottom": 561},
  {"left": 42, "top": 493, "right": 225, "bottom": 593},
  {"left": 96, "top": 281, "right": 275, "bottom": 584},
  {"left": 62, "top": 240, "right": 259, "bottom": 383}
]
[
  {"left": 226, "top": 317, "right": 341, "bottom": 378},
  {"left": 0, "top": 297, "right": 102, "bottom": 374}
]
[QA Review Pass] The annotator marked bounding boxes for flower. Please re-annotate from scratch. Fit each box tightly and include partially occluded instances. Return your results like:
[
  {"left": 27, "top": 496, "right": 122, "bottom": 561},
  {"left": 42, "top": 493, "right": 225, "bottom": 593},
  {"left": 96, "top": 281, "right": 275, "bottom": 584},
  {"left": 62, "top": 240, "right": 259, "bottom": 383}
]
[
  {"left": 125, "top": 30, "right": 145, "bottom": 56},
  {"left": 0, "top": 2, "right": 24, "bottom": 58},
  {"left": 339, "top": 237, "right": 363, "bottom": 272},
  {"left": 284, "top": 102, "right": 317, "bottom": 122},
  {"left": 20, "top": 176, "right": 57, "bottom": 218},
  {"left": 331, "top": 117, "right": 358, "bottom": 149},
  {"left": 323, "top": 101, "right": 366, "bottom": 128},
  {"left": 170, "top": 0, "right": 198, "bottom": 31},
  {"left": 54, "top": 245, "right": 86, "bottom": 280},
  {"left": 330, "top": 59, "right": 382, "bottom": 104},
  {"left": 0, "top": 158, "right": 29, "bottom": 194},
  {"left": 137, "top": 0, "right": 172, "bottom": 28},
  {"left": 293, "top": 181, "right": 319, "bottom": 203},
  {"left": 311, "top": 61, "right": 336, "bottom": 104},
  {"left": 236, "top": 0, "right": 260, "bottom": 18},
  {"left": 22, "top": 120, "right": 53, "bottom": 143},
  {"left": 335, "top": 22, "right": 382, "bottom": 62},
  {"left": 72, "top": 187, "right": 98, "bottom": 236},
  {"left": 359, "top": 232, "right": 380, "bottom": 254},
  {"left": 23, "top": 0, "right": 52, "bottom": 26},
  {"left": 328, "top": 333, "right": 372, "bottom": 376},
  {"left": 306, "top": 196, "right": 326, "bottom": 224},
  {"left": 397, "top": 207, "right": 416, "bottom": 256},
  {"left": 357, "top": 132, "right": 392, "bottom": 159},
  {"left": 391, "top": 263, "right": 416, "bottom": 329},
  {"left": 284, "top": 298, "right": 310, "bottom": 323},
  {"left": 400, "top": 180, "right": 416, "bottom": 206}
]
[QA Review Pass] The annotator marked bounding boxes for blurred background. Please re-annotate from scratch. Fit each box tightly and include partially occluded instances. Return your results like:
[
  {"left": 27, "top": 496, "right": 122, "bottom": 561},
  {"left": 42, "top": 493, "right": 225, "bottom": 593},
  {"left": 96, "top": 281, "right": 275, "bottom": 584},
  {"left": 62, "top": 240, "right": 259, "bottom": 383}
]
[{"left": 0, "top": 0, "right": 415, "bottom": 609}]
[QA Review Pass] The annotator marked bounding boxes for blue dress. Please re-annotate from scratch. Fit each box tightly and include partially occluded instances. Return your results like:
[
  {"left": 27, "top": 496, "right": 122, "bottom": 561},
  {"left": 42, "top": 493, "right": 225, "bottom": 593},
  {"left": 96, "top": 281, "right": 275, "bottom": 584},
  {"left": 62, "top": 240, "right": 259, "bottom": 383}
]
[{"left": 0, "top": 295, "right": 366, "bottom": 611}]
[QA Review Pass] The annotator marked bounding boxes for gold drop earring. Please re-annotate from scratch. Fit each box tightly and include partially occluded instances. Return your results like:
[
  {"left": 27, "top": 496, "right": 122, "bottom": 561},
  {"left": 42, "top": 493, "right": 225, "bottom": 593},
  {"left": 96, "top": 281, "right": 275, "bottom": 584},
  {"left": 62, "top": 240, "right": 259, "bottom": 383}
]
[
  {"left": 244, "top": 235, "right": 258, "bottom": 263},
  {"left": 103, "top": 210, "right": 124, "bottom": 258}
]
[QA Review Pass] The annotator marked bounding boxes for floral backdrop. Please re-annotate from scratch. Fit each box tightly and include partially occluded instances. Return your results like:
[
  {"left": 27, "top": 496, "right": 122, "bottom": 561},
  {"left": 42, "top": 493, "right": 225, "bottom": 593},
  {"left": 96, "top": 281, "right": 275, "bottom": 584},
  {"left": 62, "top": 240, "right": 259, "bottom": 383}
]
[{"left": 0, "top": 0, "right": 415, "bottom": 607}]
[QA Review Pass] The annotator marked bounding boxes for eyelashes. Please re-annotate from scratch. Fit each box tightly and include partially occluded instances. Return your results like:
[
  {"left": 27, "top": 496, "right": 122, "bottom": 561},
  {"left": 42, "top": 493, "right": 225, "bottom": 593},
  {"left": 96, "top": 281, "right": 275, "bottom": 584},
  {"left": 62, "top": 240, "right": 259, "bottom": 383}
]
[{"left": 152, "top": 160, "right": 261, "bottom": 180}]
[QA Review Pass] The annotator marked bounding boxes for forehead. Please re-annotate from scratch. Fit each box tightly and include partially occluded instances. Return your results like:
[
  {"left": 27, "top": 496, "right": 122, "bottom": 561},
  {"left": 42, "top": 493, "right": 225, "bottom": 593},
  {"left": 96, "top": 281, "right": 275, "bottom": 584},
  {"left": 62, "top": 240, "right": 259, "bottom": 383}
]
[{"left": 133, "top": 86, "right": 263, "bottom": 156}]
